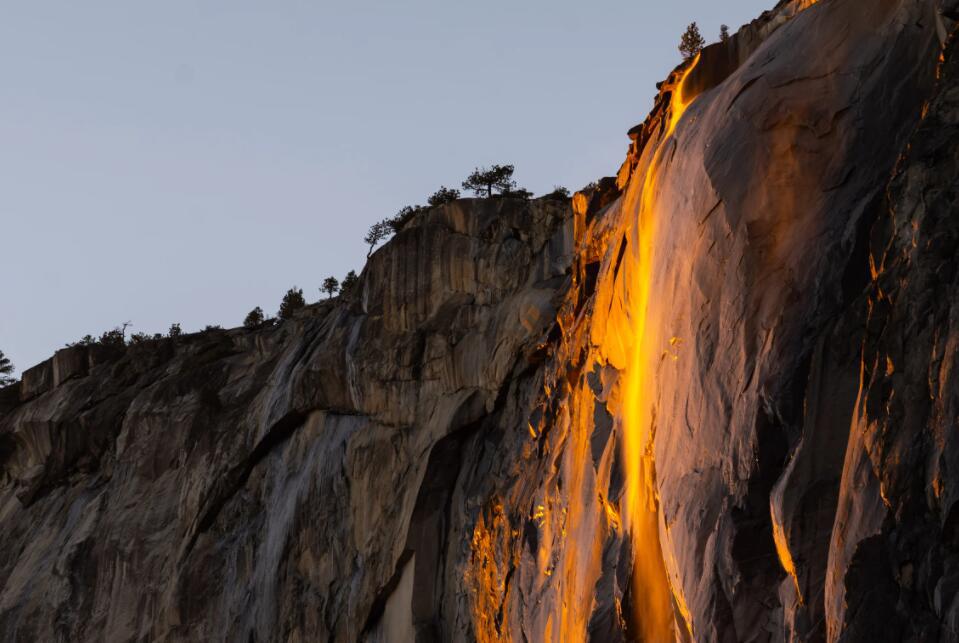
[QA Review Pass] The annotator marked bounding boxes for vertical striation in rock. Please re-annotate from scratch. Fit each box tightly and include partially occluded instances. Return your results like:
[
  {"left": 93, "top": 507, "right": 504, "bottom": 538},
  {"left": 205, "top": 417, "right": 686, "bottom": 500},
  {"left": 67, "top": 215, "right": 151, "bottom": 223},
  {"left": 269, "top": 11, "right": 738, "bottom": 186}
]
[{"left": 1, "top": 1, "right": 958, "bottom": 641}]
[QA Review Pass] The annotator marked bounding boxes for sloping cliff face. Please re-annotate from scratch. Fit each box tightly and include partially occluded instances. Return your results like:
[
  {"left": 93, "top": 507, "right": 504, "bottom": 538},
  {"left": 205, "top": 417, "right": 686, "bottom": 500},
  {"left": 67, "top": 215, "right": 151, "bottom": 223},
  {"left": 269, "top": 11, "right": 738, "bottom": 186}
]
[
  {"left": 0, "top": 198, "right": 574, "bottom": 641},
  {"left": 1, "top": 0, "right": 957, "bottom": 641}
]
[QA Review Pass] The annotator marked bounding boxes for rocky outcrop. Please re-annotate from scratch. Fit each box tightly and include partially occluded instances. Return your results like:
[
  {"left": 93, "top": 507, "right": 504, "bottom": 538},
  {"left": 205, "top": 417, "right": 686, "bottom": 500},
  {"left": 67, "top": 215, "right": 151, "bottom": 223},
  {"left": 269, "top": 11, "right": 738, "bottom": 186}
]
[
  {"left": 1, "top": 0, "right": 958, "bottom": 641},
  {"left": 825, "top": 29, "right": 959, "bottom": 640},
  {"left": 0, "top": 198, "right": 574, "bottom": 641}
]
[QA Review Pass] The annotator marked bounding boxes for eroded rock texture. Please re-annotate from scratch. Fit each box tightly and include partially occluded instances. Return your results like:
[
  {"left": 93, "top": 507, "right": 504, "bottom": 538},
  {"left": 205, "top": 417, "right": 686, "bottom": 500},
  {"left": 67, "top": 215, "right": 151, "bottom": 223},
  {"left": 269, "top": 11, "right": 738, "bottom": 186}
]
[
  {"left": 0, "top": 199, "right": 574, "bottom": 641},
  {"left": 1, "top": 0, "right": 958, "bottom": 641}
]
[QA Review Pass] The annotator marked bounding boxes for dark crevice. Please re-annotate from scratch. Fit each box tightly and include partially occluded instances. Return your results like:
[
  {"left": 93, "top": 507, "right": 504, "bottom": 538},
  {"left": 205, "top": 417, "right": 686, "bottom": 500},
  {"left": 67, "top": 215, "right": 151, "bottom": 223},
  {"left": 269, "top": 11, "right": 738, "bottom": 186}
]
[
  {"left": 698, "top": 199, "right": 723, "bottom": 228},
  {"left": 181, "top": 409, "right": 308, "bottom": 561},
  {"left": 611, "top": 234, "right": 629, "bottom": 281},
  {"left": 179, "top": 321, "right": 340, "bottom": 560},
  {"left": 360, "top": 548, "right": 415, "bottom": 635},
  {"left": 576, "top": 261, "right": 602, "bottom": 317},
  {"left": 727, "top": 76, "right": 762, "bottom": 113},
  {"left": 366, "top": 383, "right": 510, "bottom": 642},
  {"left": 841, "top": 191, "right": 886, "bottom": 307},
  {"left": 495, "top": 564, "right": 516, "bottom": 632},
  {"left": 407, "top": 425, "right": 474, "bottom": 642}
]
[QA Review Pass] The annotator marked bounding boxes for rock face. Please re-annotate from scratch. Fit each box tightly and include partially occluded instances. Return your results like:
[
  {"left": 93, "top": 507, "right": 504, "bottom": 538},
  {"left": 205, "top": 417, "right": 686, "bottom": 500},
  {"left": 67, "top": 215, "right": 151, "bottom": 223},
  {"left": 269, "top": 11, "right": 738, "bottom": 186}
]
[{"left": 1, "top": 1, "right": 958, "bottom": 641}]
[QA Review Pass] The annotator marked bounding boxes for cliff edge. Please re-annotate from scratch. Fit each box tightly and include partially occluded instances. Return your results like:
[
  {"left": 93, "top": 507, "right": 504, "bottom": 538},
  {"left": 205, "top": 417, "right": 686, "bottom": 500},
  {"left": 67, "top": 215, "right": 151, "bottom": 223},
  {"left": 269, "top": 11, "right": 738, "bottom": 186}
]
[{"left": 2, "top": 0, "right": 958, "bottom": 641}]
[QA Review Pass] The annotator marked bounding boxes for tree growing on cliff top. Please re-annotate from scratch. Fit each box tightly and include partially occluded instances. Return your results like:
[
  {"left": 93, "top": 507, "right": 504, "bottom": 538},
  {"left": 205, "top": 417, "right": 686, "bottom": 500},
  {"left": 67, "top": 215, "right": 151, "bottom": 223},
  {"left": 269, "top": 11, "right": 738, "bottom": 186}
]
[
  {"left": 340, "top": 270, "right": 359, "bottom": 298},
  {"left": 100, "top": 322, "right": 131, "bottom": 348},
  {"left": 506, "top": 187, "right": 533, "bottom": 199},
  {"left": 428, "top": 186, "right": 460, "bottom": 207},
  {"left": 365, "top": 219, "right": 393, "bottom": 258},
  {"left": 0, "top": 350, "right": 15, "bottom": 386},
  {"left": 321, "top": 276, "right": 339, "bottom": 299},
  {"left": 720, "top": 24, "right": 730, "bottom": 43},
  {"left": 679, "top": 22, "right": 705, "bottom": 60},
  {"left": 244, "top": 306, "right": 265, "bottom": 329},
  {"left": 279, "top": 287, "right": 306, "bottom": 320},
  {"left": 462, "top": 164, "right": 517, "bottom": 198},
  {"left": 128, "top": 332, "right": 152, "bottom": 345},
  {"left": 388, "top": 206, "right": 422, "bottom": 234}
]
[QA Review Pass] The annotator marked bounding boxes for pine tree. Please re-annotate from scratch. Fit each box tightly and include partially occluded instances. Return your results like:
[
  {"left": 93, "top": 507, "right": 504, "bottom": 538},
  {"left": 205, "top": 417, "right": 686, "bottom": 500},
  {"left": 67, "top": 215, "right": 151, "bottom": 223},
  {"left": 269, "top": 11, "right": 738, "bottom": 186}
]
[
  {"left": 0, "top": 349, "right": 15, "bottom": 386},
  {"left": 278, "top": 287, "right": 306, "bottom": 320},
  {"left": 364, "top": 220, "right": 393, "bottom": 258},
  {"left": 720, "top": 24, "right": 730, "bottom": 43},
  {"left": 244, "top": 306, "right": 265, "bottom": 329},
  {"left": 340, "top": 270, "right": 359, "bottom": 298},
  {"left": 427, "top": 186, "right": 460, "bottom": 207},
  {"left": 321, "top": 276, "right": 340, "bottom": 299},
  {"left": 679, "top": 22, "right": 706, "bottom": 60},
  {"left": 462, "top": 164, "right": 517, "bottom": 198}
]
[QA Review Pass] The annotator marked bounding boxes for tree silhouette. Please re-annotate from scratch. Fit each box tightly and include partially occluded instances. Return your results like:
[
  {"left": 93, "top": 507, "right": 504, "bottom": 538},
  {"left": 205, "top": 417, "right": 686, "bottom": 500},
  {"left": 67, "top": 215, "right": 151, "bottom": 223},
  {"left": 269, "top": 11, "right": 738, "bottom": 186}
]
[
  {"left": 365, "top": 219, "right": 393, "bottom": 258},
  {"left": 428, "top": 186, "right": 460, "bottom": 207},
  {"left": 388, "top": 206, "right": 422, "bottom": 234},
  {"left": 321, "top": 276, "right": 340, "bottom": 299},
  {"left": 462, "top": 164, "right": 517, "bottom": 197},
  {"left": 99, "top": 329, "right": 125, "bottom": 347},
  {"left": 278, "top": 287, "right": 306, "bottom": 320},
  {"left": 100, "top": 322, "right": 131, "bottom": 348},
  {"left": 340, "top": 270, "right": 359, "bottom": 297},
  {"left": 679, "top": 22, "right": 706, "bottom": 60},
  {"left": 0, "top": 350, "right": 15, "bottom": 386},
  {"left": 720, "top": 24, "right": 730, "bottom": 43},
  {"left": 168, "top": 323, "right": 182, "bottom": 339},
  {"left": 244, "top": 306, "right": 265, "bottom": 329}
]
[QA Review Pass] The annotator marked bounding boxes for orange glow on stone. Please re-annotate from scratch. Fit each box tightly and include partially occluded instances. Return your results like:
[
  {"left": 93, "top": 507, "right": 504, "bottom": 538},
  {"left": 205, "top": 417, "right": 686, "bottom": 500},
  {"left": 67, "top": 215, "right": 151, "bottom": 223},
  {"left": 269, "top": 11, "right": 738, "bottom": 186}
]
[{"left": 619, "top": 53, "right": 700, "bottom": 641}]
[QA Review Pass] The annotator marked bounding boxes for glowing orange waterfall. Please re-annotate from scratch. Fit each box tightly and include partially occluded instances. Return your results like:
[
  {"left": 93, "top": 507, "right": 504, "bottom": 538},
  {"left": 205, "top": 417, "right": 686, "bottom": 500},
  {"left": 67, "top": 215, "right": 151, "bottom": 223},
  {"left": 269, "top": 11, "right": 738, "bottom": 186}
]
[{"left": 621, "top": 54, "right": 699, "bottom": 641}]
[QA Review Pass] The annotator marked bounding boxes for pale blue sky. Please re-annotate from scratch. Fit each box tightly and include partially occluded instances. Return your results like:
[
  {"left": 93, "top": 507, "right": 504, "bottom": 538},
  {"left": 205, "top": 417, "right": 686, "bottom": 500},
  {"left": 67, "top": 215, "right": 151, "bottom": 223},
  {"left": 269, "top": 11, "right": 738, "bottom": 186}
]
[{"left": 2, "top": 1, "right": 772, "bottom": 375}]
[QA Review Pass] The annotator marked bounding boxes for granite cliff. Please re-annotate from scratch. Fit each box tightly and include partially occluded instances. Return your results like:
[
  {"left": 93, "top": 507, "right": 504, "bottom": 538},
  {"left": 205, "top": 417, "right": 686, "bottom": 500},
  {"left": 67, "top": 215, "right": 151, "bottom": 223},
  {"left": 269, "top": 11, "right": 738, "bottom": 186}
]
[{"left": 2, "top": 0, "right": 959, "bottom": 641}]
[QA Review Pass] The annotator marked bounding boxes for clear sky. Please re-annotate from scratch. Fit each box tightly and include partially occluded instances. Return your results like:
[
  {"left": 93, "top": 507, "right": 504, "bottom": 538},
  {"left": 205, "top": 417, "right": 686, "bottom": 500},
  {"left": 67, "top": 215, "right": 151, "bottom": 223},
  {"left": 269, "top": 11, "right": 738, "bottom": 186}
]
[{"left": 1, "top": 1, "right": 773, "bottom": 376}]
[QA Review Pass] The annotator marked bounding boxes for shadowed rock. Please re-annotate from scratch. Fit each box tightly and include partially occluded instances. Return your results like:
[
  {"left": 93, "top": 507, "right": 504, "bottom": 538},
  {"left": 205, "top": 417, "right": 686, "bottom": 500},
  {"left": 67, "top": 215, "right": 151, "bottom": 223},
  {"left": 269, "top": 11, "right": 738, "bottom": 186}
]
[{"left": 1, "top": 1, "right": 958, "bottom": 641}]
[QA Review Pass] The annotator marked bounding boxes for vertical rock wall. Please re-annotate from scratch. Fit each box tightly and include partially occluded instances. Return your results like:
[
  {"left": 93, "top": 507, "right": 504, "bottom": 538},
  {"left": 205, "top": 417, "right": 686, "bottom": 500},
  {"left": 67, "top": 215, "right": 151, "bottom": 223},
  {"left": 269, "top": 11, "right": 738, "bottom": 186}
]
[{"left": 0, "top": 1, "right": 957, "bottom": 641}]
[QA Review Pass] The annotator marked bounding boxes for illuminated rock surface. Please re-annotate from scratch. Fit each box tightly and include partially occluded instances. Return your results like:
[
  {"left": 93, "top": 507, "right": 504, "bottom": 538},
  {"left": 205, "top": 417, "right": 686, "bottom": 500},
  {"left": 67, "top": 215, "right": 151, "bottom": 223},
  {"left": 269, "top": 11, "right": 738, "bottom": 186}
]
[{"left": 1, "top": 0, "right": 958, "bottom": 641}]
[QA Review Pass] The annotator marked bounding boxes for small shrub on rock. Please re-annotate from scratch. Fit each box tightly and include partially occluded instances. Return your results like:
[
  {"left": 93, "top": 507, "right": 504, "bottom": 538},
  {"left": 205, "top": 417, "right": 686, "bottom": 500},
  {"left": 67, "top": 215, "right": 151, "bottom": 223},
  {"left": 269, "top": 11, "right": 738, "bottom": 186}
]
[
  {"left": 427, "top": 186, "right": 460, "bottom": 207},
  {"left": 389, "top": 205, "right": 428, "bottom": 234},
  {"left": 504, "top": 187, "right": 534, "bottom": 200},
  {"left": 100, "top": 324, "right": 129, "bottom": 348}
]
